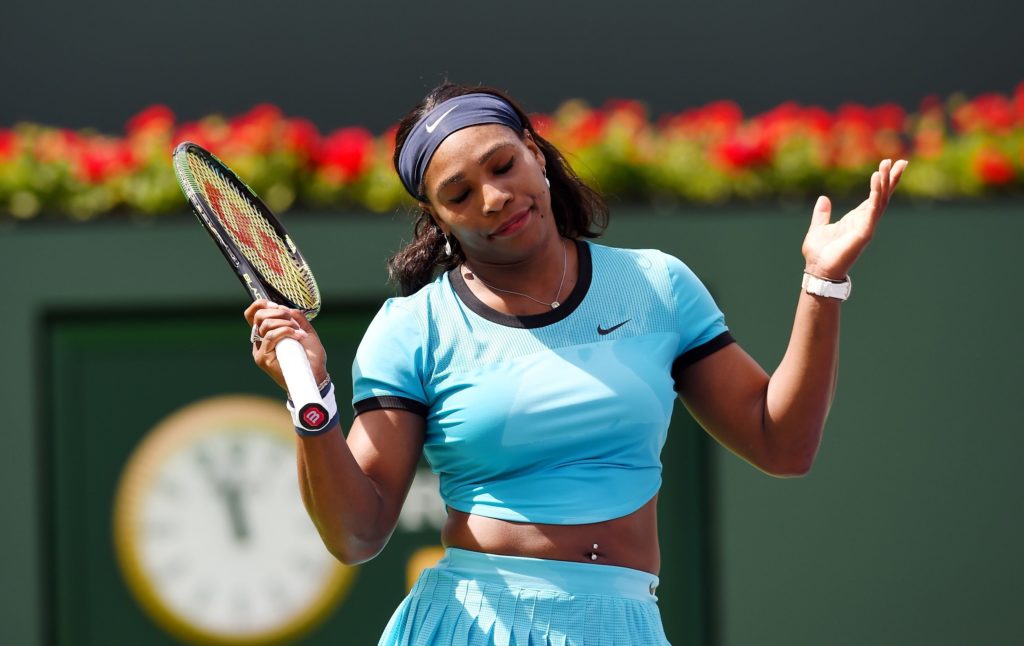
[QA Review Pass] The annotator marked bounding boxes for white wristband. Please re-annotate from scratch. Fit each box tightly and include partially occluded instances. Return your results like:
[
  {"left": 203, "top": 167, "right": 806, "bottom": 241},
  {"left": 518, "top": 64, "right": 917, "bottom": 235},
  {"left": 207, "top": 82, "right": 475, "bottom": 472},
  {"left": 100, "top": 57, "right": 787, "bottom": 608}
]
[
  {"left": 286, "top": 382, "right": 339, "bottom": 436},
  {"left": 802, "top": 272, "right": 852, "bottom": 301}
]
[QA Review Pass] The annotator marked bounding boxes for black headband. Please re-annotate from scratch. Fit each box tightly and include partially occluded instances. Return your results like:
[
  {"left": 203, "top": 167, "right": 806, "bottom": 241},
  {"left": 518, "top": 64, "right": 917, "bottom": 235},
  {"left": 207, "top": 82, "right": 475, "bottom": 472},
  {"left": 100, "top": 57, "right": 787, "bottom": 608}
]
[{"left": 397, "top": 93, "right": 524, "bottom": 200}]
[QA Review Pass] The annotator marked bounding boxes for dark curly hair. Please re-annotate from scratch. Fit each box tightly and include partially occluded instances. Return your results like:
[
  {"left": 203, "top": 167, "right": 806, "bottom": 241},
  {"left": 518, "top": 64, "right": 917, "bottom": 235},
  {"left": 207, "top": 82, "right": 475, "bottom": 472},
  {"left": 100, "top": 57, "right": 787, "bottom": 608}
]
[{"left": 388, "top": 83, "right": 609, "bottom": 296}]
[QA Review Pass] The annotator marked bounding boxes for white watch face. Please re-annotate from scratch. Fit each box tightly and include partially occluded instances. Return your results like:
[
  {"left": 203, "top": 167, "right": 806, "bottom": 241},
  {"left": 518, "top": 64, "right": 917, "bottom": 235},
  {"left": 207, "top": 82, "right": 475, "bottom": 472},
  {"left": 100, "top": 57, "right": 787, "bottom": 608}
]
[{"left": 114, "top": 396, "right": 354, "bottom": 644}]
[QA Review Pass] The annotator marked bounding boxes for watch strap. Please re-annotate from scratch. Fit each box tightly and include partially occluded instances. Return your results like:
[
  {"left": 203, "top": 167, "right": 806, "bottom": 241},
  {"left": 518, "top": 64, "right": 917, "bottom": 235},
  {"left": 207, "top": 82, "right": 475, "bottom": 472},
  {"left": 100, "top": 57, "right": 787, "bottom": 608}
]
[{"left": 802, "top": 272, "right": 852, "bottom": 301}]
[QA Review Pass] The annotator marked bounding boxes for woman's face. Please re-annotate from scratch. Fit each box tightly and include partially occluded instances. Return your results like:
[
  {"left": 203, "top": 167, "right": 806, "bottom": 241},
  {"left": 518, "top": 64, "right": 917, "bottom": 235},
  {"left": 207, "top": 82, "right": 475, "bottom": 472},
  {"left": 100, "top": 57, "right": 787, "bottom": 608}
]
[{"left": 421, "top": 124, "right": 556, "bottom": 264}]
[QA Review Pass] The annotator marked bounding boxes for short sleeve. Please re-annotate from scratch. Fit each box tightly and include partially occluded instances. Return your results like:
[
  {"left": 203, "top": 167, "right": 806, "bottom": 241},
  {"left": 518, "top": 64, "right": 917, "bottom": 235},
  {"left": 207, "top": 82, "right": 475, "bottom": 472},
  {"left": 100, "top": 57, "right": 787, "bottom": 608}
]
[
  {"left": 351, "top": 298, "right": 430, "bottom": 417},
  {"left": 663, "top": 252, "right": 735, "bottom": 390}
]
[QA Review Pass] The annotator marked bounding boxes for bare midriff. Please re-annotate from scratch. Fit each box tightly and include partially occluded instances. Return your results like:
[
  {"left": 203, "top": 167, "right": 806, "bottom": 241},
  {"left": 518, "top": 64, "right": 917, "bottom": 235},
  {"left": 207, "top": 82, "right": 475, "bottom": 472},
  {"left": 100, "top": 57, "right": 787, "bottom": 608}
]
[{"left": 441, "top": 493, "right": 661, "bottom": 575}]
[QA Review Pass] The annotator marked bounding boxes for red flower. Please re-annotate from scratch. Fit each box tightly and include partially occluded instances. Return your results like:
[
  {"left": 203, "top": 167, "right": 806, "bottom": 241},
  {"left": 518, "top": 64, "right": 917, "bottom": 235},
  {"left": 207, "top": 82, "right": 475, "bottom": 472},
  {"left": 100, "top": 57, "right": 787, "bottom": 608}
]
[
  {"left": 714, "top": 131, "right": 773, "bottom": 170},
  {"left": 318, "top": 127, "right": 374, "bottom": 182},
  {"left": 126, "top": 105, "right": 175, "bottom": 136},
  {"left": 529, "top": 113, "right": 554, "bottom": 139},
  {"left": 800, "top": 107, "right": 834, "bottom": 136},
  {"left": 283, "top": 118, "right": 320, "bottom": 160},
  {"left": 605, "top": 99, "right": 647, "bottom": 121},
  {"left": 953, "top": 93, "right": 1016, "bottom": 135},
  {"left": 973, "top": 146, "right": 1015, "bottom": 185},
  {"left": 754, "top": 102, "right": 818, "bottom": 147},
  {"left": 0, "top": 129, "right": 15, "bottom": 160},
  {"left": 835, "top": 103, "right": 874, "bottom": 130},
  {"left": 76, "top": 138, "right": 137, "bottom": 184},
  {"left": 918, "top": 94, "right": 943, "bottom": 113},
  {"left": 703, "top": 101, "right": 744, "bottom": 129},
  {"left": 568, "top": 110, "right": 608, "bottom": 148},
  {"left": 662, "top": 101, "right": 743, "bottom": 139},
  {"left": 381, "top": 125, "right": 399, "bottom": 158},
  {"left": 242, "top": 103, "right": 283, "bottom": 124},
  {"left": 872, "top": 103, "right": 907, "bottom": 131},
  {"left": 34, "top": 129, "right": 82, "bottom": 163},
  {"left": 230, "top": 104, "right": 284, "bottom": 154},
  {"left": 913, "top": 128, "right": 945, "bottom": 159},
  {"left": 175, "top": 120, "right": 228, "bottom": 153}
]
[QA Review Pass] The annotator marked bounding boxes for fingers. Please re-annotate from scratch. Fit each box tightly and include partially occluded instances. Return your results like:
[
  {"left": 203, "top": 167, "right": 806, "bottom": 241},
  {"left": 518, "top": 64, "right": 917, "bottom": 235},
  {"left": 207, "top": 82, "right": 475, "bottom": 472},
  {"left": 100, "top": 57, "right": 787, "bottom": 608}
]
[
  {"left": 810, "top": 195, "right": 832, "bottom": 227},
  {"left": 875, "top": 158, "right": 910, "bottom": 200},
  {"left": 248, "top": 300, "right": 305, "bottom": 339},
  {"left": 889, "top": 159, "right": 908, "bottom": 194},
  {"left": 244, "top": 299, "right": 285, "bottom": 327},
  {"left": 868, "top": 170, "right": 882, "bottom": 215},
  {"left": 243, "top": 300, "right": 262, "bottom": 326},
  {"left": 862, "top": 158, "right": 909, "bottom": 232},
  {"left": 249, "top": 312, "right": 310, "bottom": 391},
  {"left": 258, "top": 323, "right": 309, "bottom": 355},
  {"left": 255, "top": 318, "right": 305, "bottom": 348},
  {"left": 245, "top": 299, "right": 326, "bottom": 392}
]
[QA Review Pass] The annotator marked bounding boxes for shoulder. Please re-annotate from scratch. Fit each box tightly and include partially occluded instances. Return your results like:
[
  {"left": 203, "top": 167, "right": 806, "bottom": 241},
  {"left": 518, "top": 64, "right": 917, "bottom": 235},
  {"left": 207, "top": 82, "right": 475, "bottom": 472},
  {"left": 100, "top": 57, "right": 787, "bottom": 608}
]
[
  {"left": 372, "top": 273, "right": 449, "bottom": 326},
  {"left": 360, "top": 272, "right": 465, "bottom": 359},
  {"left": 585, "top": 240, "right": 692, "bottom": 287}
]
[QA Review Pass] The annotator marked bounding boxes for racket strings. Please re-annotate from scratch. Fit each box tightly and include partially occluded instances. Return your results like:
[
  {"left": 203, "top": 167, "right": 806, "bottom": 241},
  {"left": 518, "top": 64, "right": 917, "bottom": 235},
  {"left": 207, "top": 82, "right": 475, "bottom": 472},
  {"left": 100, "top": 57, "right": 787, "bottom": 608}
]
[{"left": 185, "top": 154, "right": 320, "bottom": 312}]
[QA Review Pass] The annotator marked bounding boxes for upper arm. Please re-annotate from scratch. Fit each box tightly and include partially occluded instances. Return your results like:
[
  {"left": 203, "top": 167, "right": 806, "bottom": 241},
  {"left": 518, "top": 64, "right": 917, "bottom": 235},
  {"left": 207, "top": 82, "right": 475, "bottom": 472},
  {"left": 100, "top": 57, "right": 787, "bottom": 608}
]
[
  {"left": 346, "top": 297, "right": 431, "bottom": 540},
  {"left": 346, "top": 408, "right": 426, "bottom": 540},
  {"left": 661, "top": 252, "right": 779, "bottom": 474},
  {"left": 675, "top": 342, "right": 777, "bottom": 473}
]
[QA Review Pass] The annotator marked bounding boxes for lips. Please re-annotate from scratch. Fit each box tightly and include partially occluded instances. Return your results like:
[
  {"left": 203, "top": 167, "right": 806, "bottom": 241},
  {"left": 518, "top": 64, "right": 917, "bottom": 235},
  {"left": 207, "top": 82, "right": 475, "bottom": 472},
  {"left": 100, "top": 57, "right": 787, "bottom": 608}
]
[{"left": 490, "top": 208, "right": 531, "bottom": 237}]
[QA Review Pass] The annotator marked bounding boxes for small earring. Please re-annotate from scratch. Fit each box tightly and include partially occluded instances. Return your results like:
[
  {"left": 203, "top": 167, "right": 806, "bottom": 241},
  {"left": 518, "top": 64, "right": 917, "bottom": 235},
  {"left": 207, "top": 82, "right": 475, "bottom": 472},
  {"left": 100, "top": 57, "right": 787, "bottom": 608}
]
[
  {"left": 443, "top": 234, "right": 452, "bottom": 256},
  {"left": 543, "top": 170, "right": 550, "bottom": 188}
]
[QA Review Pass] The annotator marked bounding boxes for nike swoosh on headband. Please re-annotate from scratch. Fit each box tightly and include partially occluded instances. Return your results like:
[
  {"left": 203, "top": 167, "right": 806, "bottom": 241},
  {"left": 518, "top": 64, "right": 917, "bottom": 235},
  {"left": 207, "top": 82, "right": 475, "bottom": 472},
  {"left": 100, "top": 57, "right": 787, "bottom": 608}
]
[{"left": 425, "top": 105, "right": 460, "bottom": 133}]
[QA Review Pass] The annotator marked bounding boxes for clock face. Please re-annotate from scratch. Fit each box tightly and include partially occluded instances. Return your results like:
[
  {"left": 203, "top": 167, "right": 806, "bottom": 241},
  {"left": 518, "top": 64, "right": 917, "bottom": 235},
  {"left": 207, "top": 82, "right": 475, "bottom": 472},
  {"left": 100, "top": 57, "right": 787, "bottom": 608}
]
[{"left": 113, "top": 395, "right": 355, "bottom": 645}]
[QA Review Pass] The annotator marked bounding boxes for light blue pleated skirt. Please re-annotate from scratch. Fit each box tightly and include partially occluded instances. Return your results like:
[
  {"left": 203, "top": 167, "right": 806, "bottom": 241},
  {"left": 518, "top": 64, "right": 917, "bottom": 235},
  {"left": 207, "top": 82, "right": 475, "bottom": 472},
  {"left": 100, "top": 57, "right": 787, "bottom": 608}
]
[{"left": 378, "top": 548, "right": 670, "bottom": 646}]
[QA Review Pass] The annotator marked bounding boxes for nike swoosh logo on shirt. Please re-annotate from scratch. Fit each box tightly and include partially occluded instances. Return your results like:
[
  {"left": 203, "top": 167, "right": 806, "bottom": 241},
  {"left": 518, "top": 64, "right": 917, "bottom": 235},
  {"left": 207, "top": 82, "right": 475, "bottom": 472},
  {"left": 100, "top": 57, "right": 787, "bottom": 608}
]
[
  {"left": 597, "top": 319, "right": 631, "bottom": 335},
  {"left": 425, "top": 105, "right": 459, "bottom": 133}
]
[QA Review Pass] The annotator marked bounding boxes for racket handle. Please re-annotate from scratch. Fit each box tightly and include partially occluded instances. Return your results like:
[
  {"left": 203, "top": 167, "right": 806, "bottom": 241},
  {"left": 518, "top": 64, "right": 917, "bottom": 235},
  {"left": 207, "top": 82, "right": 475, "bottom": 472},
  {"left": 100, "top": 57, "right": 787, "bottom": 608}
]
[{"left": 277, "top": 338, "right": 331, "bottom": 431}]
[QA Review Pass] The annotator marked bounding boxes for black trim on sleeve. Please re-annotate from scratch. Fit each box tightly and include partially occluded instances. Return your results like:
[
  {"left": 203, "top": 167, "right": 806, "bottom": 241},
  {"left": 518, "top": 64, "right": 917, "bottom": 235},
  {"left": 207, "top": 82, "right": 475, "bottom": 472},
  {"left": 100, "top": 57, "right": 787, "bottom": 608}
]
[
  {"left": 672, "top": 331, "right": 737, "bottom": 392},
  {"left": 352, "top": 396, "right": 429, "bottom": 418}
]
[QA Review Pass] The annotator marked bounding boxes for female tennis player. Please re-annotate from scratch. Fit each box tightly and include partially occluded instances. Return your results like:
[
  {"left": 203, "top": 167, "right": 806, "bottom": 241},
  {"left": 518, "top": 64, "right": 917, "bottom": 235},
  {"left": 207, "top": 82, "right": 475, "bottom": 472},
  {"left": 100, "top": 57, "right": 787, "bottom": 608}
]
[{"left": 244, "top": 83, "right": 907, "bottom": 645}]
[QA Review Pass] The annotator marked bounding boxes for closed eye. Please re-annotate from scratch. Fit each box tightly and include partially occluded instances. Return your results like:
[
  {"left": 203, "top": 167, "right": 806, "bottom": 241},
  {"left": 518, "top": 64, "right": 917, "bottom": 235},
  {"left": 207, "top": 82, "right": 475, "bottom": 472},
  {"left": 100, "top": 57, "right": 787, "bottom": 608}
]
[{"left": 447, "top": 157, "right": 515, "bottom": 204}]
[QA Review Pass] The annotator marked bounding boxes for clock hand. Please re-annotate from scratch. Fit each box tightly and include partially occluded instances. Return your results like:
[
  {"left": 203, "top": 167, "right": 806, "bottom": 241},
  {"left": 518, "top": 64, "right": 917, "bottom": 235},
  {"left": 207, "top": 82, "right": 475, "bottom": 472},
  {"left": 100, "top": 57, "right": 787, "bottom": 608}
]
[
  {"left": 195, "top": 447, "right": 250, "bottom": 543},
  {"left": 195, "top": 447, "right": 219, "bottom": 486},
  {"left": 221, "top": 482, "right": 251, "bottom": 544}
]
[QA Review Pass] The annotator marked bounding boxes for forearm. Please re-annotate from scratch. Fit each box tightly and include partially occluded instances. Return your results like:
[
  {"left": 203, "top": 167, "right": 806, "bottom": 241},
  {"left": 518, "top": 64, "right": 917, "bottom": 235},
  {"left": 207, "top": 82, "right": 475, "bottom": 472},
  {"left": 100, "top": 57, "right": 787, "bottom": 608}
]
[
  {"left": 762, "top": 290, "right": 842, "bottom": 474},
  {"left": 296, "top": 427, "right": 388, "bottom": 564}
]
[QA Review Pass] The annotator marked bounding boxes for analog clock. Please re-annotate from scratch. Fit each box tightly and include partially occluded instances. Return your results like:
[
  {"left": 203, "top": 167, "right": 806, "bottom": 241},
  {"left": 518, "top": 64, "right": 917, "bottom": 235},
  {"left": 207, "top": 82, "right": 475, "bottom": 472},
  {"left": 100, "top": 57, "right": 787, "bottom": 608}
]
[{"left": 113, "top": 395, "right": 355, "bottom": 645}]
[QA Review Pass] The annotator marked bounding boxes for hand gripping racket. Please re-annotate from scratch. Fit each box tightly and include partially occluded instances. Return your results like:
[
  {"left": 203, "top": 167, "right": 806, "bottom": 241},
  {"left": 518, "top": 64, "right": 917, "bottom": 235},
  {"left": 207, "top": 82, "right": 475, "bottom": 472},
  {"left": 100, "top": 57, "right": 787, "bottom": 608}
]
[{"left": 172, "top": 142, "right": 330, "bottom": 432}]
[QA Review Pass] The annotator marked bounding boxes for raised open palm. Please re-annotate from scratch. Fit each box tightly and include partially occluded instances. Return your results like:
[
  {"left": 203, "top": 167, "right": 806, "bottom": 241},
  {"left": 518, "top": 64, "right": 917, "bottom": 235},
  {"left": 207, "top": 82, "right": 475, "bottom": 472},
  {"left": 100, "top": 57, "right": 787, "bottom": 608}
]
[{"left": 802, "top": 159, "right": 909, "bottom": 280}]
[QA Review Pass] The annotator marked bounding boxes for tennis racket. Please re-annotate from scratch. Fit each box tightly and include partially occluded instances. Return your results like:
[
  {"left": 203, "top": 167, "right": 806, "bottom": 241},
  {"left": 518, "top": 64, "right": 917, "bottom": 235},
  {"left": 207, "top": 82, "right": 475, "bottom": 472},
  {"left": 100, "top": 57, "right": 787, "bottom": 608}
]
[{"left": 172, "top": 142, "right": 330, "bottom": 431}]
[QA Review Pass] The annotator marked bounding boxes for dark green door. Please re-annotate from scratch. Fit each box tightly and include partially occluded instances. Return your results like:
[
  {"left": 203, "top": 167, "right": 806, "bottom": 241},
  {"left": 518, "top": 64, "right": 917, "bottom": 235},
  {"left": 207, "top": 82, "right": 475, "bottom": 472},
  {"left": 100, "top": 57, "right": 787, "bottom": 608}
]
[{"left": 45, "top": 307, "right": 711, "bottom": 645}]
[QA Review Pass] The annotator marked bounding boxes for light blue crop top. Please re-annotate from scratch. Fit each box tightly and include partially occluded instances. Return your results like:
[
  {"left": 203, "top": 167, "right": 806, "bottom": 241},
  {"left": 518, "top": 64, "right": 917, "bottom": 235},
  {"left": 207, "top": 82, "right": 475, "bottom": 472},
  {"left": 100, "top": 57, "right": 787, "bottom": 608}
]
[{"left": 351, "top": 240, "right": 733, "bottom": 524}]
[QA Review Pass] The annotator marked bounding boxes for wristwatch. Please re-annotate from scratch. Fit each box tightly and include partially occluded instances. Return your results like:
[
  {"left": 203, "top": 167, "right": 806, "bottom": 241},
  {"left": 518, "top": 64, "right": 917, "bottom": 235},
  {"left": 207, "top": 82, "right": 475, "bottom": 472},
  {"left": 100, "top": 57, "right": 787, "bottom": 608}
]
[{"left": 802, "top": 272, "right": 852, "bottom": 301}]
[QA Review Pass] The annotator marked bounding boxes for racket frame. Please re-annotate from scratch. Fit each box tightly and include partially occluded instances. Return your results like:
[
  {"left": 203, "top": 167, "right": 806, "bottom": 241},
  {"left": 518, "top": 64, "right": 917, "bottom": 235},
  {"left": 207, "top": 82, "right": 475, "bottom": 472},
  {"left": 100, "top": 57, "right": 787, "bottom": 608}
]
[
  {"left": 172, "top": 142, "right": 330, "bottom": 432},
  {"left": 172, "top": 142, "right": 320, "bottom": 317}
]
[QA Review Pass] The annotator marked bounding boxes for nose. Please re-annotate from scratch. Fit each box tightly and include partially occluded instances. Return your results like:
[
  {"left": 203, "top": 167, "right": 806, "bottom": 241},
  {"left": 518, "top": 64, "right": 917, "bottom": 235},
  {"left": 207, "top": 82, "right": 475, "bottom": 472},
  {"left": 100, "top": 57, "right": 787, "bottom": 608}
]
[{"left": 481, "top": 181, "right": 513, "bottom": 215}]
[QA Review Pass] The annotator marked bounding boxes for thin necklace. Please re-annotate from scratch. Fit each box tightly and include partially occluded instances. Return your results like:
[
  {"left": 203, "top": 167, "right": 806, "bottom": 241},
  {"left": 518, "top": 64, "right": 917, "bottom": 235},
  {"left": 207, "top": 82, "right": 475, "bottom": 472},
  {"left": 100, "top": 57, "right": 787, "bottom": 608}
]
[{"left": 468, "top": 240, "right": 568, "bottom": 309}]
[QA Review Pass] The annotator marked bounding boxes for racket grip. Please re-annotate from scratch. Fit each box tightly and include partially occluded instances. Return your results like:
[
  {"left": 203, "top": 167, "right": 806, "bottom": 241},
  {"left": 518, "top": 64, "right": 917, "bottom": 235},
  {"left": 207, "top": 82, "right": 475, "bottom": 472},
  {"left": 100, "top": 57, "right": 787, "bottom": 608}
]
[{"left": 276, "top": 338, "right": 331, "bottom": 431}]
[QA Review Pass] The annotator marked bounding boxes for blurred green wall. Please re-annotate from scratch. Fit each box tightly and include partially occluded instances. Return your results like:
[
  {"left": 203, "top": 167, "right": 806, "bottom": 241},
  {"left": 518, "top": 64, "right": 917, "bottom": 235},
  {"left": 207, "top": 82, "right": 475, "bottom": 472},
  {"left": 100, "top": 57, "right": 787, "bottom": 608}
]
[{"left": 2, "top": 201, "right": 1022, "bottom": 645}]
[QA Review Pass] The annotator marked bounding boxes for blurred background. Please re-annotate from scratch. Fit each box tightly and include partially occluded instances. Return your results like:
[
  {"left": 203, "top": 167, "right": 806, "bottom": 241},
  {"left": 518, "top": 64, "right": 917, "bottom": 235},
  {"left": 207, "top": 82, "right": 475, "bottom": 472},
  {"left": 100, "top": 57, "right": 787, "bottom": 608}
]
[{"left": 2, "top": 1, "right": 1022, "bottom": 644}]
